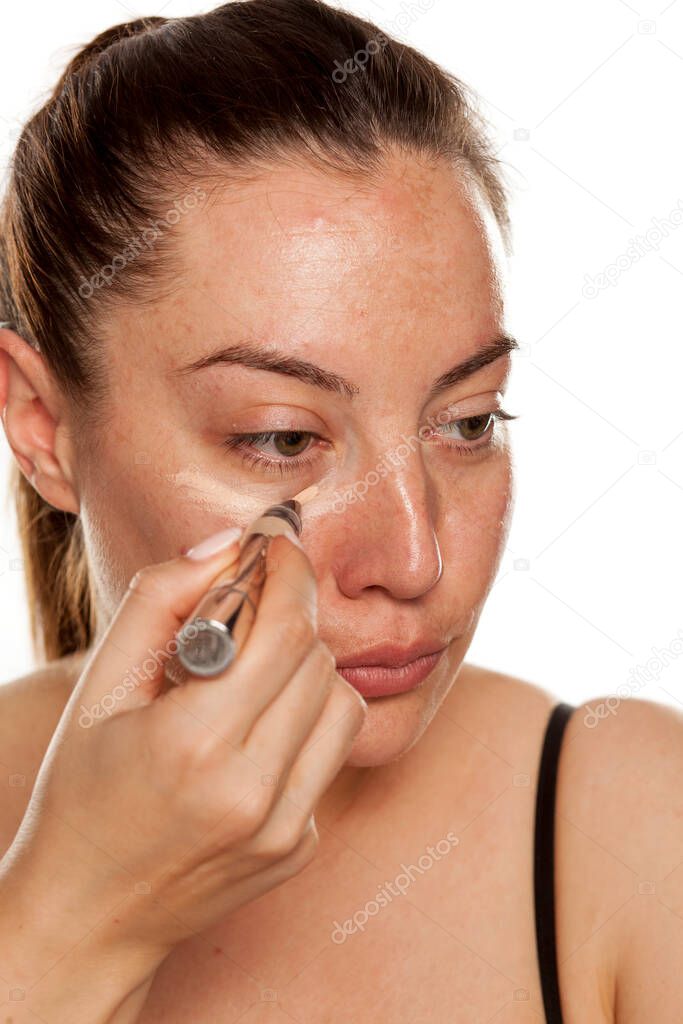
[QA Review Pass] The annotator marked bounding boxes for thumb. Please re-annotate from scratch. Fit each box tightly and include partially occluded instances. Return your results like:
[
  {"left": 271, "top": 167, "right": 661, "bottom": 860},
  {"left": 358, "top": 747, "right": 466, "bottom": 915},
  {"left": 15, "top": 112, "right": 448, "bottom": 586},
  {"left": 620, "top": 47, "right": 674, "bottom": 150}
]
[{"left": 71, "top": 526, "right": 245, "bottom": 722}]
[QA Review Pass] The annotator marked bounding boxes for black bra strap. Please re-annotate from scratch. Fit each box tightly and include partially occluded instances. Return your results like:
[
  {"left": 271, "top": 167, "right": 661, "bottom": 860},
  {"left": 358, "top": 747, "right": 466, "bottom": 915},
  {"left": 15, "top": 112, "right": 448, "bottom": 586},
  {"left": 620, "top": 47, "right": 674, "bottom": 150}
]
[{"left": 534, "top": 701, "right": 574, "bottom": 1024}]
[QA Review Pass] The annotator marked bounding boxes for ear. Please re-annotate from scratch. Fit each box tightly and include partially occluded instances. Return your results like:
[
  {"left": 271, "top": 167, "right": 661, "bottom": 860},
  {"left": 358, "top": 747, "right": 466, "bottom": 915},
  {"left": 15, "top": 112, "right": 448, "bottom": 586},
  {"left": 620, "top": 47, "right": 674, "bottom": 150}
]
[{"left": 0, "top": 324, "right": 80, "bottom": 515}]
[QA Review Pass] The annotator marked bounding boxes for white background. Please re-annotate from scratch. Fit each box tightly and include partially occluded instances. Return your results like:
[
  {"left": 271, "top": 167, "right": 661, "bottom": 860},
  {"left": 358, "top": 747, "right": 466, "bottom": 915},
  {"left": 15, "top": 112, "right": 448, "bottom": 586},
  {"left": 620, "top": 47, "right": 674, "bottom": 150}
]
[{"left": 1, "top": 0, "right": 682, "bottom": 711}]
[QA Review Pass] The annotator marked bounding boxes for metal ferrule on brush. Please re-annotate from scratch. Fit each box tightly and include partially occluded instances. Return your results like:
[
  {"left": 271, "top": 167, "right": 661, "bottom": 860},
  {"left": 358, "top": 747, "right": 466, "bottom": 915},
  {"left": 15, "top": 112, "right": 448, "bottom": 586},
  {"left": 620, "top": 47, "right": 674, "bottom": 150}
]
[{"left": 164, "top": 499, "right": 302, "bottom": 687}]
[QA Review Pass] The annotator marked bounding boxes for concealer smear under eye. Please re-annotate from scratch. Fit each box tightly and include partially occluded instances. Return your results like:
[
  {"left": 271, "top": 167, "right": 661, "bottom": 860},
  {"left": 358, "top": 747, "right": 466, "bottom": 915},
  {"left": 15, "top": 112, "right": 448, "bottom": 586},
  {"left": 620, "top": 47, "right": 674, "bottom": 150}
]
[
  {"left": 159, "top": 466, "right": 241, "bottom": 516},
  {"left": 159, "top": 466, "right": 323, "bottom": 519}
]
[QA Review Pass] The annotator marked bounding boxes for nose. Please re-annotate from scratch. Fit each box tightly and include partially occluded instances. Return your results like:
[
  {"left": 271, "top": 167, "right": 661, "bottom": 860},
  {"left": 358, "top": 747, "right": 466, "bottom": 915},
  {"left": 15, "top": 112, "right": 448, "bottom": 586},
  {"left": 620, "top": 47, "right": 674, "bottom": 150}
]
[{"left": 330, "top": 449, "right": 443, "bottom": 601}]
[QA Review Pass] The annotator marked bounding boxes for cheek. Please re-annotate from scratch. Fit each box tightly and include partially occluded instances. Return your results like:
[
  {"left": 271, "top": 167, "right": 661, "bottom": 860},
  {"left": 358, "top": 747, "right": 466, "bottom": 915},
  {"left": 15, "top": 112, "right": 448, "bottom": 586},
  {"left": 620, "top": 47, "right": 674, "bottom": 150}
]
[
  {"left": 112, "top": 452, "right": 280, "bottom": 570},
  {"left": 78, "top": 435, "right": 193, "bottom": 610},
  {"left": 79, "top": 459, "right": 168, "bottom": 615},
  {"left": 78, "top": 419, "right": 260, "bottom": 614},
  {"left": 438, "top": 455, "right": 514, "bottom": 592}
]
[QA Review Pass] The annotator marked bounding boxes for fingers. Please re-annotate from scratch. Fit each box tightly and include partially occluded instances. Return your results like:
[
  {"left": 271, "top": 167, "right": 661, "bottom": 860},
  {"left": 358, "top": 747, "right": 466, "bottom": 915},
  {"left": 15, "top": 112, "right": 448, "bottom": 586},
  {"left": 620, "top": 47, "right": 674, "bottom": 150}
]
[
  {"left": 75, "top": 535, "right": 244, "bottom": 712},
  {"left": 248, "top": 678, "right": 367, "bottom": 847},
  {"left": 168, "top": 533, "right": 320, "bottom": 741},
  {"left": 239, "top": 638, "right": 338, "bottom": 785}
]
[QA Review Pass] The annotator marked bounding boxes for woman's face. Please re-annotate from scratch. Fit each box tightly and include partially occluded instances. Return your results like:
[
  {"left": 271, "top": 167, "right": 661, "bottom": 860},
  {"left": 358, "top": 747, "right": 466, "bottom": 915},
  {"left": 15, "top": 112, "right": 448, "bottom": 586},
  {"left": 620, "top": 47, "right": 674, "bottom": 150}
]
[{"left": 78, "top": 150, "right": 515, "bottom": 768}]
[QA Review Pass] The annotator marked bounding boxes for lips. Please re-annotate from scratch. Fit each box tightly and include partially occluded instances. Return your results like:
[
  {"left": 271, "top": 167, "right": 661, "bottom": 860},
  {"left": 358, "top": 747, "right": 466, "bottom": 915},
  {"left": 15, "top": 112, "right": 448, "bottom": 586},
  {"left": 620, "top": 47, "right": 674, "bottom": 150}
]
[
  {"left": 335, "top": 641, "right": 448, "bottom": 670},
  {"left": 335, "top": 644, "right": 448, "bottom": 699}
]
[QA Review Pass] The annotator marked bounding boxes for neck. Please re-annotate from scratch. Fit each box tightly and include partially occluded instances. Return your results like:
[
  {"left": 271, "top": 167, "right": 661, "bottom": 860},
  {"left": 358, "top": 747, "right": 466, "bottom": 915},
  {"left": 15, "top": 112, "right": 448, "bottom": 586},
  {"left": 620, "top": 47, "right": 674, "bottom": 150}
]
[{"left": 314, "top": 762, "right": 375, "bottom": 830}]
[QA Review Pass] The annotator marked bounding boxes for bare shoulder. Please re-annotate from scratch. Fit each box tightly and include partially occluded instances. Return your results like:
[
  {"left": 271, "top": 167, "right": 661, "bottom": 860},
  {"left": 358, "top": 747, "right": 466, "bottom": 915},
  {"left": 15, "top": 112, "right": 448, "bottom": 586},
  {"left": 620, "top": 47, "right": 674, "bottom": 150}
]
[
  {"left": 556, "top": 692, "right": 683, "bottom": 1021},
  {"left": 0, "top": 652, "right": 86, "bottom": 856},
  {"left": 451, "top": 667, "right": 683, "bottom": 1019},
  {"left": 447, "top": 660, "right": 559, "bottom": 763}
]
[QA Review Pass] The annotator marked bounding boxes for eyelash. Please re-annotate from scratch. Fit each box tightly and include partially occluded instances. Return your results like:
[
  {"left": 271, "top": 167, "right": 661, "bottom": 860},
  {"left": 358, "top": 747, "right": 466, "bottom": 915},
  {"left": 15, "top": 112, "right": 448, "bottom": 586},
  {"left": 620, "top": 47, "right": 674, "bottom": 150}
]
[{"left": 221, "top": 409, "right": 519, "bottom": 476}]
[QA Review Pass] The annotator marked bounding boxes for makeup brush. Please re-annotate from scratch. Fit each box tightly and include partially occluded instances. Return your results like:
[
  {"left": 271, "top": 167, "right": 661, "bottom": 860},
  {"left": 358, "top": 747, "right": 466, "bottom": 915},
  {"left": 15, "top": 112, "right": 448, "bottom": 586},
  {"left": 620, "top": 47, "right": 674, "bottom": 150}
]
[{"left": 164, "top": 485, "right": 318, "bottom": 686}]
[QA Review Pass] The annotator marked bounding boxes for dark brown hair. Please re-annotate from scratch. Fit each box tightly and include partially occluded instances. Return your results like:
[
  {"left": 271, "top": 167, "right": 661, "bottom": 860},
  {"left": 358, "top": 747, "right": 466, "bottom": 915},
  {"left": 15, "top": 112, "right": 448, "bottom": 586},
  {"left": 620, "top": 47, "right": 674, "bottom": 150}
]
[{"left": 0, "top": 0, "right": 512, "bottom": 665}]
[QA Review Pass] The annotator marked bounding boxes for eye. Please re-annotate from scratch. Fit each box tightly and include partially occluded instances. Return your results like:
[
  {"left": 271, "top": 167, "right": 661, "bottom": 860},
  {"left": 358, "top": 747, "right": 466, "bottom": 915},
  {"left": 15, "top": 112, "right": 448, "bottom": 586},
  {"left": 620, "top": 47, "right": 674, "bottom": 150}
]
[
  {"left": 449, "top": 413, "right": 493, "bottom": 440},
  {"left": 221, "top": 430, "right": 322, "bottom": 476},
  {"left": 221, "top": 408, "right": 519, "bottom": 476},
  {"left": 432, "top": 408, "right": 518, "bottom": 454}
]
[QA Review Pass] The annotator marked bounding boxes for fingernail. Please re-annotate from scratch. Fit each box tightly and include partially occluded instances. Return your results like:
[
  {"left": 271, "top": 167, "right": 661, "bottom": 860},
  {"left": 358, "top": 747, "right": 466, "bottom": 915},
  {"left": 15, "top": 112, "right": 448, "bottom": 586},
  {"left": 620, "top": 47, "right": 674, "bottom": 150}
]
[{"left": 185, "top": 526, "right": 242, "bottom": 560}]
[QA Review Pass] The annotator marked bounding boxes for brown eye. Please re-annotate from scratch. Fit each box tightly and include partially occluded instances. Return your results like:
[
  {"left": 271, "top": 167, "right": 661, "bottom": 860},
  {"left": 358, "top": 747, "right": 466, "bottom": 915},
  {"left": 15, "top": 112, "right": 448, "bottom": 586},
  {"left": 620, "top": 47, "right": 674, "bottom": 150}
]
[
  {"left": 221, "top": 429, "right": 322, "bottom": 476},
  {"left": 272, "top": 431, "right": 313, "bottom": 456},
  {"left": 457, "top": 413, "right": 493, "bottom": 441}
]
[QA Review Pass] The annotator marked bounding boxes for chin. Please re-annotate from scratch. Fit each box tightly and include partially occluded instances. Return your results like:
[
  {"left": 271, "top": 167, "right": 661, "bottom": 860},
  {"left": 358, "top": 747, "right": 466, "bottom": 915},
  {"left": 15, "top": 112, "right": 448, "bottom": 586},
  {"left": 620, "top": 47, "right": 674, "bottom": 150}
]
[{"left": 341, "top": 685, "right": 441, "bottom": 767}]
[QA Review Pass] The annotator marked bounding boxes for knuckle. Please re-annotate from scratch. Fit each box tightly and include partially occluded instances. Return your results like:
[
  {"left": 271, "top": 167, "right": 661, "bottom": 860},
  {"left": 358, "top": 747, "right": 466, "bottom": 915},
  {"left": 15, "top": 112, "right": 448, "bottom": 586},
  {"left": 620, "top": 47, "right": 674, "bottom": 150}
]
[
  {"left": 232, "top": 784, "right": 277, "bottom": 838},
  {"left": 284, "top": 820, "right": 320, "bottom": 868},
  {"left": 252, "top": 819, "right": 309, "bottom": 861},
  {"left": 127, "top": 567, "right": 146, "bottom": 592},
  {"left": 192, "top": 770, "right": 277, "bottom": 837},
  {"left": 127, "top": 563, "right": 165, "bottom": 598}
]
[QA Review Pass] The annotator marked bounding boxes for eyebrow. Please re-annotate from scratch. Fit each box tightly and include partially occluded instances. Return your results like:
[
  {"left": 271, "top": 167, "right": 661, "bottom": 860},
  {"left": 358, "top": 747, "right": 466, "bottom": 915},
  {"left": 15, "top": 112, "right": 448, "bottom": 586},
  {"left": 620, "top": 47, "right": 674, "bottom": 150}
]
[{"left": 169, "top": 332, "right": 519, "bottom": 400}]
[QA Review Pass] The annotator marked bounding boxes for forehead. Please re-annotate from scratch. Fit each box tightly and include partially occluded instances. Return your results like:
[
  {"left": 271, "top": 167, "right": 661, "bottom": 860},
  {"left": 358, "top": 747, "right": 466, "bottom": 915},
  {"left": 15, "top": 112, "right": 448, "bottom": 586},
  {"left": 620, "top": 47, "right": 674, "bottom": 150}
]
[
  {"left": 125, "top": 153, "right": 508, "bottom": 400},
  {"left": 178, "top": 152, "right": 503, "bottom": 314}
]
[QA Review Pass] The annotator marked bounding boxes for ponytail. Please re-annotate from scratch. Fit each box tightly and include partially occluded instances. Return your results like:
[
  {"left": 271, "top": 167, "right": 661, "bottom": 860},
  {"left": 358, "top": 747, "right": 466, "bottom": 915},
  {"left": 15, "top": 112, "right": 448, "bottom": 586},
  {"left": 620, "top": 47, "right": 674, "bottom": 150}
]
[{"left": 11, "top": 462, "right": 97, "bottom": 663}]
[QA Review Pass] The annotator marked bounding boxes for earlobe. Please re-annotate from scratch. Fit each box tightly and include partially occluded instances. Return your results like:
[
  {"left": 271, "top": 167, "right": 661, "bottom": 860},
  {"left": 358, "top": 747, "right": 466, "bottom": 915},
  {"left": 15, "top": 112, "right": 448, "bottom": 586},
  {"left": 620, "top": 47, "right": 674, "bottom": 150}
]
[
  {"left": 0, "top": 325, "right": 80, "bottom": 516},
  {"left": 27, "top": 454, "right": 81, "bottom": 516}
]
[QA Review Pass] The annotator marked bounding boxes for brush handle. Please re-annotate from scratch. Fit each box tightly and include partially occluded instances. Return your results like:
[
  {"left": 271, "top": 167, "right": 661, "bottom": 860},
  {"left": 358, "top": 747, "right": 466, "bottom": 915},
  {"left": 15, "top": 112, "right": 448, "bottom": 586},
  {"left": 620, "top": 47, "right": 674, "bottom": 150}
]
[{"left": 164, "top": 501, "right": 302, "bottom": 685}]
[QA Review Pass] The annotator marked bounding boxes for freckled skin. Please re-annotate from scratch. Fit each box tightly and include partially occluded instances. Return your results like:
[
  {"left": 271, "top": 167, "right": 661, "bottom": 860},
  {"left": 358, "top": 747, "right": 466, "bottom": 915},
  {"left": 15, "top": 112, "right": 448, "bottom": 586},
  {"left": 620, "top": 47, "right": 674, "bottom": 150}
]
[{"left": 77, "top": 149, "right": 515, "bottom": 799}]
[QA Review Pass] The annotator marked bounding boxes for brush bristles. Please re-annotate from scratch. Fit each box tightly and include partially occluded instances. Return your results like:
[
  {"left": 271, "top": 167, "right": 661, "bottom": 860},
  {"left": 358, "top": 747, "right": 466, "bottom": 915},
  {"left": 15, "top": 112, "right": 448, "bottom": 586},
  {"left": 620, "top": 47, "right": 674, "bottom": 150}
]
[{"left": 293, "top": 483, "right": 319, "bottom": 505}]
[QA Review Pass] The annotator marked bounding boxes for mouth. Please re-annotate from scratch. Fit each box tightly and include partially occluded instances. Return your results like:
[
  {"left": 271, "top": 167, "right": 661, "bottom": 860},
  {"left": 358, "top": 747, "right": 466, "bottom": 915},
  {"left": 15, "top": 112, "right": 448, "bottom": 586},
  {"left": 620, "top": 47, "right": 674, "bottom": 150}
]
[{"left": 336, "top": 645, "right": 448, "bottom": 699}]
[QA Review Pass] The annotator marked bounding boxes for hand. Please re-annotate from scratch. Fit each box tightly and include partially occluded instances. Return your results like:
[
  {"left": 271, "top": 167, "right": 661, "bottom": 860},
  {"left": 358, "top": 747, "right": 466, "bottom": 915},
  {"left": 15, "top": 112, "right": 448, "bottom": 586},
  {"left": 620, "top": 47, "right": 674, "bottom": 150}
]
[{"left": 2, "top": 528, "right": 367, "bottom": 966}]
